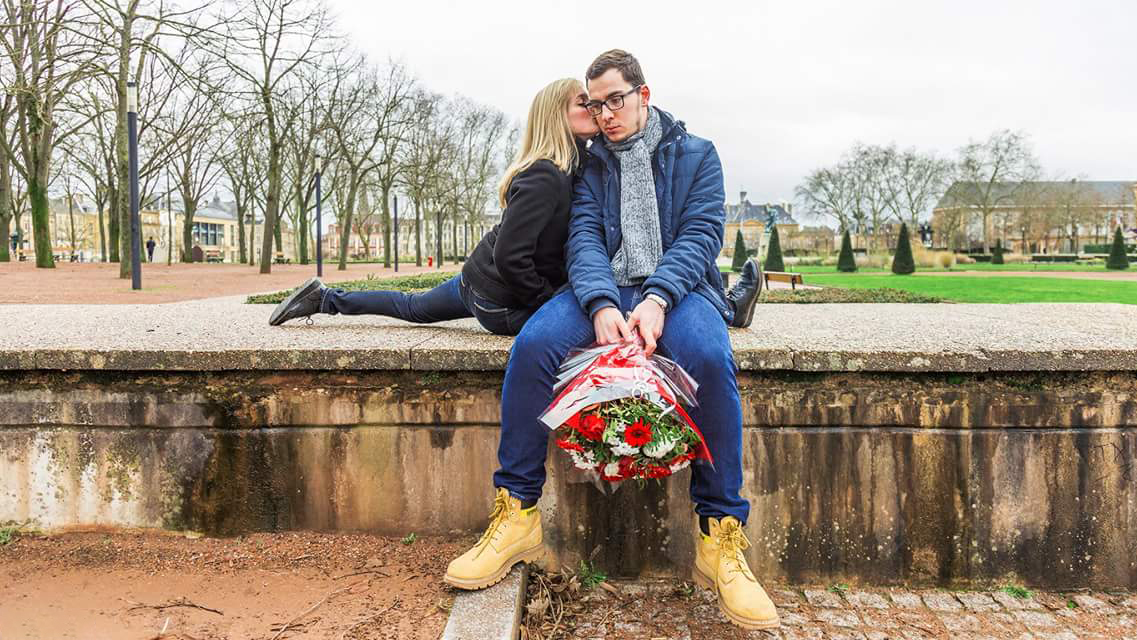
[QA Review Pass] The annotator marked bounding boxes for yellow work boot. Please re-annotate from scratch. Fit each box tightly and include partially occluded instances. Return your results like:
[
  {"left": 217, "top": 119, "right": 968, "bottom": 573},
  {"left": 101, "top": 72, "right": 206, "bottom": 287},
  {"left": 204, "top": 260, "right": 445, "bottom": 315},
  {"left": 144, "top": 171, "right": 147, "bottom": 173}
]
[
  {"left": 693, "top": 515, "right": 779, "bottom": 630},
  {"left": 444, "top": 488, "right": 543, "bottom": 590}
]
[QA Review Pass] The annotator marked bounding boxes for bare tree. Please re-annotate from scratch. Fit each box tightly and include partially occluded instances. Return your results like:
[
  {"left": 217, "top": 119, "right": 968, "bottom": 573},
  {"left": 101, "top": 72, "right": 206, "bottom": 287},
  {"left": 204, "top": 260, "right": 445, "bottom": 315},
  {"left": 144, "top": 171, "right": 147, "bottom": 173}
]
[
  {"left": 795, "top": 166, "right": 857, "bottom": 238},
  {"left": 954, "top": 129, "right": 1040, "bottom": 253},
  {"left": 0, "top": 0, "right": 102, "bottom": 267},
  {"left": 884, "top": 148, "right": 954, "bottom": 230},
  {"left": 165, "top": 79, "right": 224, "bottom": 261},
  {"left": 221, "top": 0, "right": 331, "bottom": 273}
]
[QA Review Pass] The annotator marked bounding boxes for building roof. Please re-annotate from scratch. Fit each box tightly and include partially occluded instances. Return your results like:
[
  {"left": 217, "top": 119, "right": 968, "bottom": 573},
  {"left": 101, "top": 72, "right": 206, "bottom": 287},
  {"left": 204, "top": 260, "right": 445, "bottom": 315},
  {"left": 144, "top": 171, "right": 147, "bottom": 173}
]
[
  {"left": 935, "top": 180, "right": 1137, "bottom": 210},
  {"left": 725, "top": 199, "right": 797, "bottom": 225}
]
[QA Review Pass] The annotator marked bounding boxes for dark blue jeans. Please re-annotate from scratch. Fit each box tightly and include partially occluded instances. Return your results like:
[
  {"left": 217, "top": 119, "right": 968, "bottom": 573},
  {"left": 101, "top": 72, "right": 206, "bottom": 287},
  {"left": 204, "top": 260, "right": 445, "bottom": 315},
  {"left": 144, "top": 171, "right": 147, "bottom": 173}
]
[
  {"left": 493, "top": 286, "right": 749, "bottom": 523},
  {"left": 320, "top": 274, "right": 533, "bottom": 336}
]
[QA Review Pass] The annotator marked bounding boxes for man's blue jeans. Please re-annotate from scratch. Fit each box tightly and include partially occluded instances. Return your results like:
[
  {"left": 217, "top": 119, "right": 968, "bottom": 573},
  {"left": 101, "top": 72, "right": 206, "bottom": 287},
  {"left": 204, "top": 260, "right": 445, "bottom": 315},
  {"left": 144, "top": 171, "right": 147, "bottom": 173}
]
[{"left": 493, "top": 286, "right": 750, "bottom": 523}]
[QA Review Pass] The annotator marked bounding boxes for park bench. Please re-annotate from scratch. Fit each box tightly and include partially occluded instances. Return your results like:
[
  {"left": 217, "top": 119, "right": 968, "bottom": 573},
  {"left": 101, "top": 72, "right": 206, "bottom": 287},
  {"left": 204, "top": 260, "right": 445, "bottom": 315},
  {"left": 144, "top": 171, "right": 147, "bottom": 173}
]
[
  {"left": 204, "top": 249, "right": 223, "bottom": 263},
  {"left": 273, "top": 252, "right": 291, "bottom": 264},
  {"left": 764, "top": 271, "right": 804, "bottom": 290}
]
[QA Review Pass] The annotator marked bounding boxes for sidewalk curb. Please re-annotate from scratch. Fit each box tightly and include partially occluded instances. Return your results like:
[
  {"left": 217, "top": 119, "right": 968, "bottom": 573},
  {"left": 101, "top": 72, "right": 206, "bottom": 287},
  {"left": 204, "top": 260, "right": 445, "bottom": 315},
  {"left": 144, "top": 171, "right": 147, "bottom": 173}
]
[{"left": 441, "top": 564, "right": 528, "bottom": 640}]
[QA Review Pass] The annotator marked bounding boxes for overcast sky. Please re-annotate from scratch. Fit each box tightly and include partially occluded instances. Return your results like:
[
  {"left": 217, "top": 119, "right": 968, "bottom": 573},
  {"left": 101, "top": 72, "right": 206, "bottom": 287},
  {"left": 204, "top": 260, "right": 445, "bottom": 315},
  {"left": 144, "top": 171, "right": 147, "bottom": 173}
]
[{"left": 327, "top": 0, "right": 1136, "bottom": 212}]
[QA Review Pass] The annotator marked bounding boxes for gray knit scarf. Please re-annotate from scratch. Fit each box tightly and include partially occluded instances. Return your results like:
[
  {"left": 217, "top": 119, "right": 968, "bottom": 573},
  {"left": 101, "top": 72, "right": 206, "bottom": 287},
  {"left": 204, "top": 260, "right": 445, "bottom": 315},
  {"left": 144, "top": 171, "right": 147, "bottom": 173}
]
[{"left": 606, "top": 106, "right": 664, "bottom": 286}]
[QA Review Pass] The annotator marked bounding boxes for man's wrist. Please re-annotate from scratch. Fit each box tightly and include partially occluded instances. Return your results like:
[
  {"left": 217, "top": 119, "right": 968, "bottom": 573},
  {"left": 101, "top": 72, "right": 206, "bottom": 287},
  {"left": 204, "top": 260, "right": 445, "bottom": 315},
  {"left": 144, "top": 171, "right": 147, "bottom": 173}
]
[{"left": 645, "top": 293, "right": 668, "bottom": 313}]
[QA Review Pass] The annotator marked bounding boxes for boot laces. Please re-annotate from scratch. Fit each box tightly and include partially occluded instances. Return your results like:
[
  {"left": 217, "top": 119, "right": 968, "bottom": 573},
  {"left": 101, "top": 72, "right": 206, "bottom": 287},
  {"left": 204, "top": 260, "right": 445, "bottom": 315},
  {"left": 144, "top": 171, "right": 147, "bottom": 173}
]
[
  {"left": 476, "top": 491, "right": 513, "bottom": 549},
  {"left": 716, "top": 519, "right": 753, "bottom": 578}
]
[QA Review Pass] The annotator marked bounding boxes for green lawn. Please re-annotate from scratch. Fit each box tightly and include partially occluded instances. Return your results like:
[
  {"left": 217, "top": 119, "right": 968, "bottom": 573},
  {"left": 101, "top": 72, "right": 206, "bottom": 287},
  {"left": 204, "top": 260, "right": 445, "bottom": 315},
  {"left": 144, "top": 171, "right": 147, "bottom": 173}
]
[
  {"left": 804, "top": 273, "right": 1137, "bottom": 304},
  {"left": 787, "top": 262, "right": 1114, "bottom": 274}
]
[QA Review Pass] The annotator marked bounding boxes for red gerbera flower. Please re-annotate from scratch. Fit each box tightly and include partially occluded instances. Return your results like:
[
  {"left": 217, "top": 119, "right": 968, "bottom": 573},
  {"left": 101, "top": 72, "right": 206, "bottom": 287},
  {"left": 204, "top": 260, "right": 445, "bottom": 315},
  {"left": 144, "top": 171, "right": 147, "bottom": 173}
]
[
  {"left": 577, "top": 413, "right": 606, "bottom": 440},
  {"left": 556, "top": 438, "right": 584, "bottom": 452},
  {"left": 624, "top": 420, "right": 652, "bottom": 447}
]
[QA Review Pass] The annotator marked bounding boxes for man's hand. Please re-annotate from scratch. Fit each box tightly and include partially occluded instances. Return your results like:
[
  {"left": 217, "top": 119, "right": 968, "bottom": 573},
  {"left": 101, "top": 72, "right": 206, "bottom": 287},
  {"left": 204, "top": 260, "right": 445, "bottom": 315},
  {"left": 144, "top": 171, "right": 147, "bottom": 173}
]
[
  {"left": 593, "top": 307, "right": 634, "bottom": 345},
  {"left": 627, "top": 298, "right": 665, "bottom": 356}
]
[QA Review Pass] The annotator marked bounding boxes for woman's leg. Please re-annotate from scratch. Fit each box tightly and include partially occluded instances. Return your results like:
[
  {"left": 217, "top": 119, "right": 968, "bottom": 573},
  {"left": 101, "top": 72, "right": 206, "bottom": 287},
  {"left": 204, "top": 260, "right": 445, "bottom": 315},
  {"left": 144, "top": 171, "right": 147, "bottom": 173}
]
[{"left": 321, "top": 274, "right": 472, "bottom": 323}]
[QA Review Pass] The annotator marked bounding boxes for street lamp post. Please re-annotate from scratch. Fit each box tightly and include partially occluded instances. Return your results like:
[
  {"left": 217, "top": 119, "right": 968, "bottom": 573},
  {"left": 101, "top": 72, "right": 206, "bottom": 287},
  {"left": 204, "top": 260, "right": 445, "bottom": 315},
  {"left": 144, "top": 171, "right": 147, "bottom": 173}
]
[
  {"left": 127, "top": 81, "right": 141, "bottom": 290},
  {"left": 393, "top": 194, "right": 399, "bottom": 273},
  {"left": 315, "top": 153, "right": 323, "bottom": 277}
]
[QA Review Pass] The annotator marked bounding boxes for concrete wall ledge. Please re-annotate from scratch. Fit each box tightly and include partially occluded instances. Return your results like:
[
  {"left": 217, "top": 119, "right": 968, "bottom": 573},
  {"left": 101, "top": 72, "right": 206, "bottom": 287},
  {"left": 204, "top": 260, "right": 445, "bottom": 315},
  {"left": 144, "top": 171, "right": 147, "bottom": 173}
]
[{"left": 3, "top": 301, "right": 1137, "bottom": 372}]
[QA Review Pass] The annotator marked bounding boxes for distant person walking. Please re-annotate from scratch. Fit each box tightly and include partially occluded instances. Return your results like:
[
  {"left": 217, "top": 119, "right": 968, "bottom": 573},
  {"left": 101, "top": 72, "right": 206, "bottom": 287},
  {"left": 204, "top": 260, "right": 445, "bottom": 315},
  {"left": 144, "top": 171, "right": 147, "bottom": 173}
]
[{"left": 146, "top": 237, "right": 156, "bottom": 262}]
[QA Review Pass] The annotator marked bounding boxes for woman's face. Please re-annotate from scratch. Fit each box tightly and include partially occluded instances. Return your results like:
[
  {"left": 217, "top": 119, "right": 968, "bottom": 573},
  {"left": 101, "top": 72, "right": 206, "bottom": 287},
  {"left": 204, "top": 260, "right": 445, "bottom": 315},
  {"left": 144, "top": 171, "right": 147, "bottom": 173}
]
[{"left": 567, "top": 91, "right": 600, "bottom": 139}]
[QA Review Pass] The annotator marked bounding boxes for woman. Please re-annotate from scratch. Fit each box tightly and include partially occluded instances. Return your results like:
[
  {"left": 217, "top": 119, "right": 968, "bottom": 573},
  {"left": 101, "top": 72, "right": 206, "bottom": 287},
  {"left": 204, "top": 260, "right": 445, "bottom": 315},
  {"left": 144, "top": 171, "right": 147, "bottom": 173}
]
[{"left": 268, "top": 78, "right": 599, "bottom": 335}]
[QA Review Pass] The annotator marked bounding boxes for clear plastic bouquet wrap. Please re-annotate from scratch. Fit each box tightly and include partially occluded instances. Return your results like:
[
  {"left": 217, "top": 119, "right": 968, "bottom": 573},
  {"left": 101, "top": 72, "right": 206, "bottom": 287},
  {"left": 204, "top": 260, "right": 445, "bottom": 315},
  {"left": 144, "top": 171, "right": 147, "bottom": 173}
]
[{"left": 539, "top": 340, "right": 714, "bottom": 485}]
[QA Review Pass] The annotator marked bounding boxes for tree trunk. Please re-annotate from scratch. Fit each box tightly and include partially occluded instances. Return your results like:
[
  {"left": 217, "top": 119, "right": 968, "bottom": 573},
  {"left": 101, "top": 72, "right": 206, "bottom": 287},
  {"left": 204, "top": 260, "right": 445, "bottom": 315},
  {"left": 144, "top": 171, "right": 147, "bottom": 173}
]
[
  {"left": 336, "top": 168, "right": 361, "bottom": 271},
  {"left": 95, "top": 189, "right": 107, "bottom": 262},
  {"left": 259, "top": 135, "right": 281, "bottom": 274},
  {"left": 273, "top": 216, "right": 282, "bottom": 254},
  {"left": 115, "top": 18, "right": 132, "bottom": 279},
  {"left": 237, "top": 201, "right": 247, "bottom": 264},
  {"left": 0, "top": 163, "right": 11, "bottom": 262},
  {"left": 29, "top": 172, "right": 54, "bottom": 268},
  {"left": 181, "top": 197, "right": 195, "bottom": 262}
]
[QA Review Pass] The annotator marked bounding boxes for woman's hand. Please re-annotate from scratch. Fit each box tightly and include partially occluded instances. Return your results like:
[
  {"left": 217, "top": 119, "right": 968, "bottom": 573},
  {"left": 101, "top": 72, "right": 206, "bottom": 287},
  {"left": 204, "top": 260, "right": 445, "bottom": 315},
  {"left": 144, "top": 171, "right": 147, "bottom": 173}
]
[
  {"left": 627, "top": 299, "right": 665, "bottom": 356},
  {"left": 593, "top": 307, "right": 634, "bottom": 345}
]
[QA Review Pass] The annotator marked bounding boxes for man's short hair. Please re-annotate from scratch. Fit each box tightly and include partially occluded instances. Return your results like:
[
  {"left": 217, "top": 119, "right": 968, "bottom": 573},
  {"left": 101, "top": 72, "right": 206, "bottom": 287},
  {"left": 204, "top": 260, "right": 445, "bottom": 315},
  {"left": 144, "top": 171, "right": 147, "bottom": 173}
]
[{"left": 585, "top": 49, "right": 646, "bottom": 87}]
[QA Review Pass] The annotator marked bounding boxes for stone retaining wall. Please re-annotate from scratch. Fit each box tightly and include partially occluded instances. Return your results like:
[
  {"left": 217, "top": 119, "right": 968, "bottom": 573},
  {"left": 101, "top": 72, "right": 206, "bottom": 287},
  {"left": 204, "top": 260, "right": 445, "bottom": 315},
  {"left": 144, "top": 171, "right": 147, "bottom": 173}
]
[{"left": 3, "top": 368, "right": 1135, "bottom": 588}]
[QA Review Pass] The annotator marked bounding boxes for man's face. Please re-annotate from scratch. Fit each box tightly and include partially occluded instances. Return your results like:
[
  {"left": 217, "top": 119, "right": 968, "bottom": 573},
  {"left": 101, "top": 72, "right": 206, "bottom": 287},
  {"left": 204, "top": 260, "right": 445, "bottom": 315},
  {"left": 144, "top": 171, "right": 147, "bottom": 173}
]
[{"left": 587, "top": 68, "right": 649, "bottom": 143}]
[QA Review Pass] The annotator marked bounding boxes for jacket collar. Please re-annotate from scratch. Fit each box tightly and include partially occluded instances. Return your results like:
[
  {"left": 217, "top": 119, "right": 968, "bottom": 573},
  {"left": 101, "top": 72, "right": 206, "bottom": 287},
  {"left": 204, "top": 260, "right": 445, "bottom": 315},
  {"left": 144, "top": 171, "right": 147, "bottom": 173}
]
[{"left": 586, "top": 107, "right": 688, "bottom": 167}]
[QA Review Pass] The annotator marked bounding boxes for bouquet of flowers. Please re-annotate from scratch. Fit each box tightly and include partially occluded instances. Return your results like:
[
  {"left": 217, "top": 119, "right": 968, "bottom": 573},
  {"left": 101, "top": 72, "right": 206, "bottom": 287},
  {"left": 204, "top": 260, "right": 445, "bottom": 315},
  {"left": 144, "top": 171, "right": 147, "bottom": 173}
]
[{"left": 539, "top": 340, "right": 713, "bottom": 485}]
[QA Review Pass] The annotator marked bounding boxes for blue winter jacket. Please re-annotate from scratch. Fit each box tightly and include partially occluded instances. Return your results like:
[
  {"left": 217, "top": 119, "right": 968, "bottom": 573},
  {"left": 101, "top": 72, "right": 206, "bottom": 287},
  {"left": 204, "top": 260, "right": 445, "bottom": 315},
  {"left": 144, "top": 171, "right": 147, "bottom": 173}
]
[{"left": 566, "top": 107, "right": 733, "bottom": 324}]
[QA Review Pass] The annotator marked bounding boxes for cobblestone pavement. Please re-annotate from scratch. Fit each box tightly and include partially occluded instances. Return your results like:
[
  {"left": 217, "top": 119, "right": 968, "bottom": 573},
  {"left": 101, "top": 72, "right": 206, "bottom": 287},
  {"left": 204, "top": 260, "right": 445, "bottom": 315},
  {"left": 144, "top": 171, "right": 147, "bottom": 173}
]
[{"left": 560, "top": 579, "right": 1137, "bottom": 639}]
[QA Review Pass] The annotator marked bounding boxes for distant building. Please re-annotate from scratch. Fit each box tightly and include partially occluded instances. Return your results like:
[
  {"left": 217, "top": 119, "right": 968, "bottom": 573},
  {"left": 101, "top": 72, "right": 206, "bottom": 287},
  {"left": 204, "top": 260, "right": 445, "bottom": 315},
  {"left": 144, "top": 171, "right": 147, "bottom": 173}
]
[
  {"left": 723, "top": 190, "right": 799, "bottom": 257},
  {"left": 932, "top": 180, "right": 1136, "bottom": 253}
]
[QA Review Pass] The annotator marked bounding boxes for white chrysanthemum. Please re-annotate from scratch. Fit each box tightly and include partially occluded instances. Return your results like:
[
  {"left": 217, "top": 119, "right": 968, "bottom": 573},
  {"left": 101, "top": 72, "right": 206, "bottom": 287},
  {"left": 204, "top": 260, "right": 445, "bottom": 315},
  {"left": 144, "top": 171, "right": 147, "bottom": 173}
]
[
  {"left": 610, "top": 442, "right": 640, "bottom": 457},
  {"left": 613, "top": 422, "right": 627, "bottom": 432},
  {"left": 642, "top": 437, "right": 677, "bottom": 459},
  {"left": 603, "top": 462, "right": 620, "bottom": 477},
  {"left": 570, "top": 452, "right": 594, "bottom": 470},
  {"left": 605, "top": 432, "right": 622, "bottom": 446},
  {"left": 669, "top": 459, "right": 691, "bottom": 473}
]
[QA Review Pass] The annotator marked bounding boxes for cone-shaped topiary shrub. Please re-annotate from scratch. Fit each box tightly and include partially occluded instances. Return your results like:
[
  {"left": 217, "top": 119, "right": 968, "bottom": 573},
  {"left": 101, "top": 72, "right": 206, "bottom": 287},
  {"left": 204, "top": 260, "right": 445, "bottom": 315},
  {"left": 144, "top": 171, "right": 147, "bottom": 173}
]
[
  {"left": 992, "top": 238, "right": 1005, "bottom": 264},
  {"left": 764, "top": 225, "right": 785, "bottom": 272},
  {"left": 731, "top": 229, "right": 749, "bottom": 272},
  {"left": 837, "top": 228, "right": 857, "bottom": 272},
  {"left": 891, "top": 222, "right": 915, "bottom": 275},
  {"left": 1107, "top": 226, "right": 1130, "bottom": 270}
]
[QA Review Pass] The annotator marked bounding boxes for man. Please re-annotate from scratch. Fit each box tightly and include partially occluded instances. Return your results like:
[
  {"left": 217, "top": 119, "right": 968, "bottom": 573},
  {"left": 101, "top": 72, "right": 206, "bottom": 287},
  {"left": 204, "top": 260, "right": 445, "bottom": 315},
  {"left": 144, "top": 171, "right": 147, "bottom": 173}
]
[
  {"left": 444, "top": 50, "right": 775, "bottom": 630},
  {"left": 145, "top": 236, "right": 156, "bottom": 262}
]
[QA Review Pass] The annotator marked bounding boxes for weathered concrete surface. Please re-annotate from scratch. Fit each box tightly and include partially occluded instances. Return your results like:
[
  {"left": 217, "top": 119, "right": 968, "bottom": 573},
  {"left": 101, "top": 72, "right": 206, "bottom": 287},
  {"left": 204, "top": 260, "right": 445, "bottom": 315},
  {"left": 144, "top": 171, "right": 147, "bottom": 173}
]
[
  {"left": 441, "top": 565, "right": 527, "bottom": 640},
  {"left": 3, "top": 300, "right": 1137, "bottom": 372},
  {"left": 2, "top": 370, "right": 1136, "bottom": 588}
]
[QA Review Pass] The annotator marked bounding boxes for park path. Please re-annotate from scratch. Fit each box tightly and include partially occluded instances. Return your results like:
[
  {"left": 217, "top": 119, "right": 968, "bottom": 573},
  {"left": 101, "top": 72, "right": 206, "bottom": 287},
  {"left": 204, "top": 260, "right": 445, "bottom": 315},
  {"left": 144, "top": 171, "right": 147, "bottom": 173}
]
[{"left": 0, "top": 260, "right": 460, "bottom": 304}]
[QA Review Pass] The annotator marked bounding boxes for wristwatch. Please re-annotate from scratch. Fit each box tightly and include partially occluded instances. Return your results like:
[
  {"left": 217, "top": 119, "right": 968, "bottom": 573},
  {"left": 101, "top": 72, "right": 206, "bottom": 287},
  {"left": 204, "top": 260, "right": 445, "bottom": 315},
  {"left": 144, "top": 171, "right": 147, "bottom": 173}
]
[{"left": 645, "top": 293, "right": 669, "bottom": 313}]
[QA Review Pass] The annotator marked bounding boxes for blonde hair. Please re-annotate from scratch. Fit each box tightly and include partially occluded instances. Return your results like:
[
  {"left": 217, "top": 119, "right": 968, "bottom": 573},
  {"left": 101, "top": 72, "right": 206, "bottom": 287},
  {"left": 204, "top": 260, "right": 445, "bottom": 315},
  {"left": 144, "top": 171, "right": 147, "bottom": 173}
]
[{"left": 498, "top": 78, "right": 584, "bottom": 207}]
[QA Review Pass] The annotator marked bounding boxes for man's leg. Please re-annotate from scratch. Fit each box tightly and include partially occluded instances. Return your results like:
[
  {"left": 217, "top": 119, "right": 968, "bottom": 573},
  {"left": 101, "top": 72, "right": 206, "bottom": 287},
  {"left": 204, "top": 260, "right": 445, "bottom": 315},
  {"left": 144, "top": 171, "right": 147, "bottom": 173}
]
[
  {"left": 492, "top": 288, "right": 596, "bottom": 503},
  {"left": 447, "top": 289, "right": 594, "bottom": 590},
  {"left": 322, "top": 273, "right": 471, "bottom": 323},
  {"left": 655, "top": 292, "right": 748, "bottom": 523},
  {"left": 657, "top": 293, "right": 777, "bottom": 629}
]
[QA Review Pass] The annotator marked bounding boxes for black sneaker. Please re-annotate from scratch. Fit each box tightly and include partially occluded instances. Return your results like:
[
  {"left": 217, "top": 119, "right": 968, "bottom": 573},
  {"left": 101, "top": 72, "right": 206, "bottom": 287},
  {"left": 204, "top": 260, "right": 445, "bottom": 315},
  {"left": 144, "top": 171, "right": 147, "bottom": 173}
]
[
  {"left": 726, "top": 259, "right": 762, "bottom": 328},
  {"left": 268, "top": 277, "right": 327, "bottom": 326}
]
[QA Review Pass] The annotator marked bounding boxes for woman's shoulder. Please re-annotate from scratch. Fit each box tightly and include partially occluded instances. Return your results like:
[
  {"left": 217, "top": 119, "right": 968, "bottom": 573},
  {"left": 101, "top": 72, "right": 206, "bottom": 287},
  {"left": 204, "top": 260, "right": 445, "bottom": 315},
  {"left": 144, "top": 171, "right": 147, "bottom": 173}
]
[{"left": 511, "top": 159, "right": 572, "bottom": 193}]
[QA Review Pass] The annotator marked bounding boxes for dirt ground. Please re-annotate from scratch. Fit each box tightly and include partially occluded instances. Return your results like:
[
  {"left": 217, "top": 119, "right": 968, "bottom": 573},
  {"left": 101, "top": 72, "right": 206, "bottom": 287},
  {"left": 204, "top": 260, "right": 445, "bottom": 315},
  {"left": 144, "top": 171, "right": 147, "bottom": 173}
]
[
  {"left": 0, "top": 530, "right": 471, "bottom": 640},
  {"left": 0, "top": 260, "right": 460, "bottom": 304}
]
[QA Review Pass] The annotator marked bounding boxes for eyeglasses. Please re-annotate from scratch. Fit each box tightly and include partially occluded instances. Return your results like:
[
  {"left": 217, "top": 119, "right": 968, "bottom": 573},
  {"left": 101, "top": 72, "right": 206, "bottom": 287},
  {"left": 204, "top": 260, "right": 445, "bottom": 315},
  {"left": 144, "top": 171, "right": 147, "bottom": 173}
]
[{"left": 584, "top": 85, "right": 642, "bottom": 117}]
